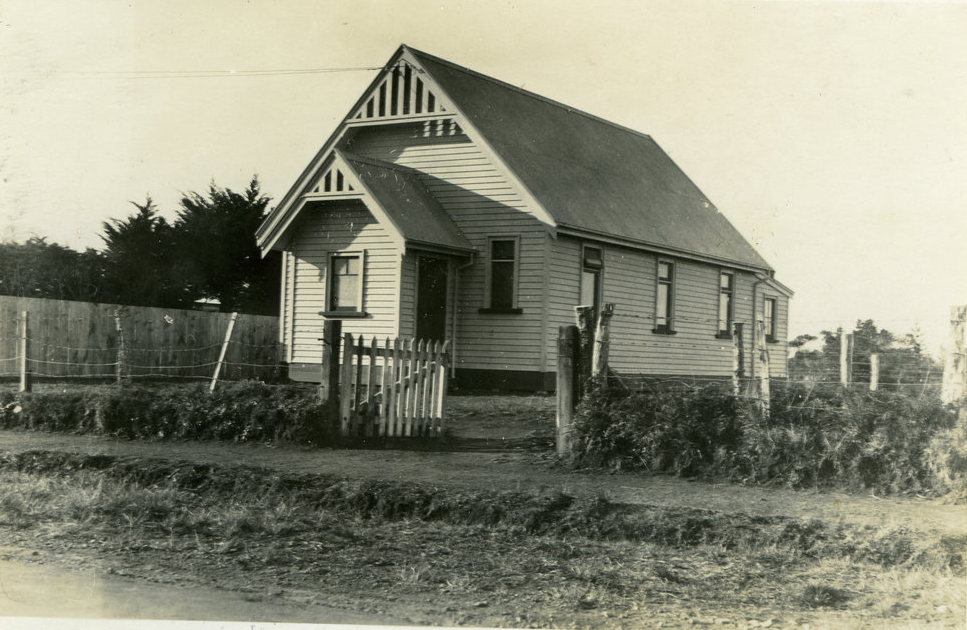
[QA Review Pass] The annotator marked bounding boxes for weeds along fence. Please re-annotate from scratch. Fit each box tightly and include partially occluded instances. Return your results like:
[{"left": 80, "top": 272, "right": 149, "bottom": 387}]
[
  {"left": 556, "top": 303, "right": 967, "bottom": 457},
  {"left": 0, "top": 296, "right": 282, "bottom": 388}
]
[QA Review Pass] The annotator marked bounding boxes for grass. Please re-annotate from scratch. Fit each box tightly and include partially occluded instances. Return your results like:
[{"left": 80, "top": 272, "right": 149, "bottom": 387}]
[{"left": 0, "top": 451, "right": 963, "bottom": 628}]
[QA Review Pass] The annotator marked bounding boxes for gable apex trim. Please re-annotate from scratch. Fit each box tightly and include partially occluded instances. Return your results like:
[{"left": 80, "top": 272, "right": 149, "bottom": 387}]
[
  {"left": 260, "top": 150, "right": 406, "bottom": 253},
  {"left": 395, "top": 45, "right": 558, "bottom": 233}
]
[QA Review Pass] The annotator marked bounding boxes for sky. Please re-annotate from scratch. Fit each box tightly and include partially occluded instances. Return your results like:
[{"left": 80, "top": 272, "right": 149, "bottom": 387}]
[{"left": 1, "top": 0, "right": 965, "bottom": 356}]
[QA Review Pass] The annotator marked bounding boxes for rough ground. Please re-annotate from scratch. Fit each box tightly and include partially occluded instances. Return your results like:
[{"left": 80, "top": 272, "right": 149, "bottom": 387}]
[{"left": 0, "top": 394, "right": 964, "bottom": 628}]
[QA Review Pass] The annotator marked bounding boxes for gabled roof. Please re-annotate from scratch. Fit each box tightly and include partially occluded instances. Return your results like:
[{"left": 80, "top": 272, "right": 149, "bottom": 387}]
[
  {"left": 343, "top": 153, "right": 473, "bottom": 253},
  {"left": 259, "top": 44, "right": 774, "bottom": 272},
  {"left": 406, "top": 46, "right": 773, "bottom": 271}
]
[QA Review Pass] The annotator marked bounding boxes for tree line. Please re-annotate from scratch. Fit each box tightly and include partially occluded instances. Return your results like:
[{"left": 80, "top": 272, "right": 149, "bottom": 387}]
[
  {"left": 0, "top": 178, "right": 280, "bottom": 315},
  {"left": 787, "top": 319, "right": 940, "bottom": 386}
]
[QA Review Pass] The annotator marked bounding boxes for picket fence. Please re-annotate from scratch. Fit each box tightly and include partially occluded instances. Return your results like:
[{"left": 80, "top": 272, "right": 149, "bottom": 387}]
[{"left": 322, "top": 326, "right": 450, "bottom": 438}]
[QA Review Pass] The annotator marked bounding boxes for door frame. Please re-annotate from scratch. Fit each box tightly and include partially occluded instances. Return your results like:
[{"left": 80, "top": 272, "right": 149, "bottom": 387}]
[{"left": 414, "top": 254, "right": 451, "bottom": 342}]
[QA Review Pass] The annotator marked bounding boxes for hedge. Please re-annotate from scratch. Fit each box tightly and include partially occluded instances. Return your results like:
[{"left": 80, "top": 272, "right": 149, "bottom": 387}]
[
  {"left": 0, "top": 382, "right": 331, "bottom": 445},
  {"left": 570, "top": 382, "right": 967, "bottom": 498}
]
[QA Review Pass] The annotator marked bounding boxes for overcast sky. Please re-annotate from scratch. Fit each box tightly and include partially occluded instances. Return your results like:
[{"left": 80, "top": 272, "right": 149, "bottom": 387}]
[{"left": 1, "top": 0, "right": 965, "bottom": 355}]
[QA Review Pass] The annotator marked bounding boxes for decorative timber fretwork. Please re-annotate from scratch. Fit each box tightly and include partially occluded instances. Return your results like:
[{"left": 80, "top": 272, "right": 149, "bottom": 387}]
[
  {"left": 351, "top": 59, "right": 447, "bottom": 121},
  {"left": 309, "top": 164, "right": 356, "bottom": 195}
]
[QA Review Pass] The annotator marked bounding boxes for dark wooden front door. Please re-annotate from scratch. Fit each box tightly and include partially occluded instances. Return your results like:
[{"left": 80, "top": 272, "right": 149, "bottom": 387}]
[{"left": 416, "top": 257, "right": 448, "bottom": 342}]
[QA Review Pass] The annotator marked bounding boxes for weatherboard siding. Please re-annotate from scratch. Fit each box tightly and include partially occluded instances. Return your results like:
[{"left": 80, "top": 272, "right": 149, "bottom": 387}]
[
  {"left": 349, "top": 123, "right": 548, "bottom": 374},
  {"left": 286, "top": 201, "right": 401, "bottom": 364},
  {"left": 545, "top": 235, "right": 788, "bottom": 378}
]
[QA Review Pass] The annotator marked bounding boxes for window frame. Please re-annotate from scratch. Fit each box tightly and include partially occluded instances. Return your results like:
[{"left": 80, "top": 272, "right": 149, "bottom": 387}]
[
  {"left": 322, "top": 251, "right": 367, "bottom": 317},
  {"left": 480, "top": 236, "right": 522, "bottom": 314},
  {"left": 763, "top": 296, "right": 778, "bottom": 343},
  {"left": 653, "top": 258, "right": 676, "bottom": 335},
  {"left": 716, "top": 270, "right": 735, "bottom": 339},
  {"left": 580, "top": 244, "right": 604, "bottom": 315}
]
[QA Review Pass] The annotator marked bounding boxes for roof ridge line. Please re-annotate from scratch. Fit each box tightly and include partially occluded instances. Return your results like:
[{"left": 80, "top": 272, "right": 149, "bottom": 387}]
[{"left": 403, "top": 44, "right": 655, "bottom": 143}]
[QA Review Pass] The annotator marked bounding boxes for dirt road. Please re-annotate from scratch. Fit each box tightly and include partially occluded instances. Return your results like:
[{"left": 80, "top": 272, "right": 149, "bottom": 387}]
[{"left": 1, "top": 428, "right": 963, "bottom": 538}]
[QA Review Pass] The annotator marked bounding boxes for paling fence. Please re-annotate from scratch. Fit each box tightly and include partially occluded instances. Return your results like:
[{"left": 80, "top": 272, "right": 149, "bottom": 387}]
[
  {"left": 0, "top": 296, "right": 282, "bottom": 387},
  {"left": 556, "top": 304, "right": 967, "bottom": 456}
]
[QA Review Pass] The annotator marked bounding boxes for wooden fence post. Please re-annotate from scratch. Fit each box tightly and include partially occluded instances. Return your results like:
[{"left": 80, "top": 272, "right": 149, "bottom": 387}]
[
  {"left": 574, "top": 306, "right": 595, "bottom": 401},
  {"left": 114, "top": 309, "right": 126, "bottom": 386},
  {"left": 756, "top": 320, "right": 770, "bottom": 415},
  {"left": 941, "top": 305, "right": 967, "bottom": 406},
  {"left": 18, "top": 310, "right": 31, "bottom": 393},
  {"left": 732, "top": 323, "right": 745, "bottom": 395},
  {"left": 840, "top": 332, "right": 854, "bottom": 388},
  {"left": 869, "top": 353, "right": 879, "bottom": 392},
  {"left": 318, "top": 320, "right": 342, "bottom": 428},
  {"left": 556, "top": 325, "right": 579, "bottom": 458},
  {"left": 209, "top": 312, "right": 239, "bottom": 393},
  {"left": 591, "top": 303, "right": 615, "bottom": 387}
]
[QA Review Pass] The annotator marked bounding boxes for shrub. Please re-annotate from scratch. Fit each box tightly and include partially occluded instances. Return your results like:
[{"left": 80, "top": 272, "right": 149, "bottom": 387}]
[
  {"left": 571, "top": 381, "right": 962, "bottom": 496},
  {"left": 570, "top": 382, "right": 744, "bottom": 475},
  {"left": 0, "top": 382, "right": 331, "bottom": 446}
]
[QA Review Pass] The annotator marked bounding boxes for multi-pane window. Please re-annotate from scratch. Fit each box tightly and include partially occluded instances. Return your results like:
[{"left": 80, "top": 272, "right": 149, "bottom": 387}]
[
  {"left": 764, "top": 297, "right": 777, "bottom": 342},
  {"left": 655, "top": 260, "right": 674, "bottom": 332},
  {"left": 489, "top": 238, "right": 517, "bottom": 309},
  {"left": 718, "top": 271, "right": 734, "bottom": 336},
  {"left": 581, "top": 246, "right": 603, "bottom": 313},
  {"left": 328, "top": 254, "right": 362, "bottom": 312}
]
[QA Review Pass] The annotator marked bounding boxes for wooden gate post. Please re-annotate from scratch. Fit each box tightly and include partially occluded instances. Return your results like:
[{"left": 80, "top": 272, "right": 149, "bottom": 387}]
[
  {"left": 556, "top": 325, "right": 579, "bottom": 458},
  {"left": 840, "top": 332, "right": 854, "bottom": 388},
  {"left": 18, "top": 310, "right": 31, "bottom": 393},
  {"left": 941, "top": 306, "right": 967, "bottom": 407},
  {"left": 869, "top": 353, "right": 880, "bottom": 392},
  {"left": 591, "top": 303, "right": 615, "bottom": 388},
  {"left": 318, "top": 319, "right": 342, "bottom": 431},
  {"left": 574, "top": 306, "right": 595, "bottom": 401},
  {"left": 339, "top": 333, "right": 355, "bottom": 437}
]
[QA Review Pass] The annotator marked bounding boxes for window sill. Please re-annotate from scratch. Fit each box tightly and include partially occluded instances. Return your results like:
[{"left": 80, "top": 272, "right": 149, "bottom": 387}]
[
  {"left": 478, "top": 307, "right": 523, "bottom": 315},
  {"left": 319, "top": 311, "right": 368, "bottom": 318},
  {"left": 651, "top": 328, "right": 677, "bottom": 336},
  {"left": 766, "top": 336, "right": 779, "bottom": 344},
  {"left": 715, "top": 332, "right": 733, "bottom": 340}
]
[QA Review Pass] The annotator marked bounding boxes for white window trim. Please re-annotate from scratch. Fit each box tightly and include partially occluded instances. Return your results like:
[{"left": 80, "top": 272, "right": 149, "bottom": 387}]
[
  {"left": 483, "top": 235, "right": 520, "bottom": 310},
  {"left": 654, "top": 258, "right": 675, "bottom": 333},
  {"left": 763, "top": 295, "right": 779, "bottom": 342},
  {"left": 580, "top": 244, "right": 604, "bottom": 310},
  {"left": 325, "top": 250, "right": 366, "bottom": 316},
  {"left": 718, "top": 269, "right": 736, "bottom": 337}
]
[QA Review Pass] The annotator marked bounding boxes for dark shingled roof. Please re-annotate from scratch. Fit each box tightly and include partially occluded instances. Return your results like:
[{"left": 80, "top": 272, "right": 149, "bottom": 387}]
[
  {"left": 341, "top": 151, "right": 473, "bottom": 253},
  {"left": 408, "top": 46, "right": 773, "bottom": 271}
]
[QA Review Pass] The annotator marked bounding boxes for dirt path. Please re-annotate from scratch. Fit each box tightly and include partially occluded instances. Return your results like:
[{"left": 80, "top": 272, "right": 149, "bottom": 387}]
[{"left": 2, "top": 429, "right": 963, "bottom": 537}]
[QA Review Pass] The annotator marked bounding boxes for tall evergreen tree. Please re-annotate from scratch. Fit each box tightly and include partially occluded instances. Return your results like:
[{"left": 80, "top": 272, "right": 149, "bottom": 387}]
[
  {"left": 171, "top": 177, "right": 279, "bottom": 314},
  {"left": 100, "top": 196, "right": 182, "bottom": 308}
]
